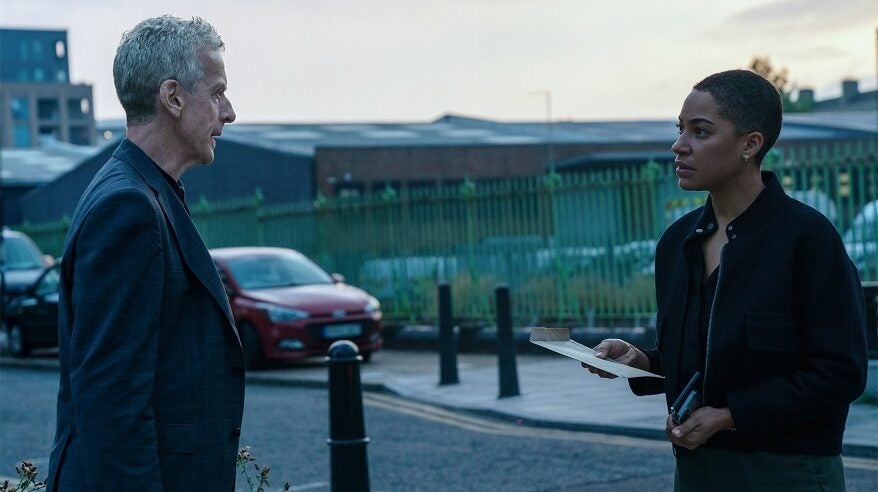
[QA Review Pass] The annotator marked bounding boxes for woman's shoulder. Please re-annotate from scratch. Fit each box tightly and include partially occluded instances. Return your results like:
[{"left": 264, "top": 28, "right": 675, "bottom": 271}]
[{"left": 657, "top": 206, "right": 703, "bottom": 247}]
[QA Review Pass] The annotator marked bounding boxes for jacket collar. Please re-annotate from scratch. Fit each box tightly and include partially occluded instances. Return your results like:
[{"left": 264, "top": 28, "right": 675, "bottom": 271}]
[
  {"left": 112, "top": 139, "right": 239, "bottom": 344},
  {"left": 685, "top": 171, "right": 786, "bottom": 244}
]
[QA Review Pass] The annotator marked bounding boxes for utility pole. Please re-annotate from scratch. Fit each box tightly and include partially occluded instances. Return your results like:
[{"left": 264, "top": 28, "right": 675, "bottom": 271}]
[{"left": 529, "top": 90, "right": 556, "bottom": 173}]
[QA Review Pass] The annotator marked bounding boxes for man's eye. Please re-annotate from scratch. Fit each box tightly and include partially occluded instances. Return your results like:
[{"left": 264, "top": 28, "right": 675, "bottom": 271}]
[
  {"left": 675, "top": 123, "right": 683, "bottom": 135},
  {"left": 694, "top": 128, "right": 708, "bottom": 137}
]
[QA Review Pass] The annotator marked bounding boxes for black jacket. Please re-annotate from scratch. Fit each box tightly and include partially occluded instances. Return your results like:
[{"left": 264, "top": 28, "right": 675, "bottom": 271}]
[{"left": 631, "top": 171, "right": 868, "bottom": 455}]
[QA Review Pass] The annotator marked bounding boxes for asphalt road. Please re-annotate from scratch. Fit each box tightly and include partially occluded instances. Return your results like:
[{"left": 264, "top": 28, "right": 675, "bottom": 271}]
[{"left": 1, "top": 367, "right": 876, "bottom": 491}]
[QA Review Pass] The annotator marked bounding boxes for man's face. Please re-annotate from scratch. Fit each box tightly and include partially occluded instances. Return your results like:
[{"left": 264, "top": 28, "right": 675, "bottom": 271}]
[{"left": 178, "top": 49, "right": 235, "bottom": 166}]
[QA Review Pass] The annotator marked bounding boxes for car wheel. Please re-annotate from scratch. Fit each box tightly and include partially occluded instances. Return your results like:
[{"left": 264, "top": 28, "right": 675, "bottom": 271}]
[
  {"left": 7, "top": 322, "right": 31, "bottom": 357},
  {"left": 361, "top": 351, "right": 372, "bottom": 363},
  {"left": 240, "top": 323, "right": 265, "bottom": 369}
]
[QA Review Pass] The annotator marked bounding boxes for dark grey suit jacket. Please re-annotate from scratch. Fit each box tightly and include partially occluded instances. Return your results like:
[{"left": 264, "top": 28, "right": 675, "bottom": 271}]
[{"left": 46, "top": 139, "right": 246, "bottom": 491}]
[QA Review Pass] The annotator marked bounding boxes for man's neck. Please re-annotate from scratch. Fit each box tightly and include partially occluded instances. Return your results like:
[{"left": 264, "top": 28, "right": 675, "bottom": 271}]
[{"left": 126, "top": 122, "right": 189, "bottom": 181}]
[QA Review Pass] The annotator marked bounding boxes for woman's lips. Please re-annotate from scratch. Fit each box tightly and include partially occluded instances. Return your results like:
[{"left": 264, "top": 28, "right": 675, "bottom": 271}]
[{"left": 675, "top": 162, "right": 694, "bottom": 178}]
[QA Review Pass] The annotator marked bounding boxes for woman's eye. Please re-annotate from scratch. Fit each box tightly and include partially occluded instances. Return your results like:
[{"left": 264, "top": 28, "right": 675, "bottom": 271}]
[
  {"left": 675, "top": 123, "right": 683, "bottom": 135},
  {"left": 694, "top": 128, "right": 708, "bottom": 137}
]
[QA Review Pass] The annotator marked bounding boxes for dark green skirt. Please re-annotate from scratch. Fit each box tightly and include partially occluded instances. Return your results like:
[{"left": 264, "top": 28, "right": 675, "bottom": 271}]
[{"left": 674, "top": 448, "right": 845, "bottom": 492}]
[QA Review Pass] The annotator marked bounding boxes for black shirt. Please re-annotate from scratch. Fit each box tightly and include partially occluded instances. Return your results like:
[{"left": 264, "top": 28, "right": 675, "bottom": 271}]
[{"left": 154, "top": 164, "right": 190, "bottom": 215}]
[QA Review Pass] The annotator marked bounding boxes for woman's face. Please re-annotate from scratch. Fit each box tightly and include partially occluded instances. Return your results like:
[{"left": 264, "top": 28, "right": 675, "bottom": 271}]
[{"left": 671, "top": 90, "right": 753, "bottom": 192}]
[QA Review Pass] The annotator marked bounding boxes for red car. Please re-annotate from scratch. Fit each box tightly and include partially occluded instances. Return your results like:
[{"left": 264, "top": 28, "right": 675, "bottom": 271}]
[{"left": 210, "top": 247, "right": 383, "bottom": 367}]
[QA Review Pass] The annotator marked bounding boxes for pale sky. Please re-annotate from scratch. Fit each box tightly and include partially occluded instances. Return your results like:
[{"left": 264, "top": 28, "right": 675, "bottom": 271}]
[{"left": 1, "top": 0, "right": 876, "bottom": 123}]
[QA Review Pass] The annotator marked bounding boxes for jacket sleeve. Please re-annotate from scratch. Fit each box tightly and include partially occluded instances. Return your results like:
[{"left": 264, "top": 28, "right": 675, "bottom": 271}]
[
  {"left": 68, "top": 190, "right": 165, "bottom": 490},
  {"left": 725, "top": 221, "right": 868, "bottom": 437},
  {"left": 629, "top": 348, "right": 664, "bottom": 395}
]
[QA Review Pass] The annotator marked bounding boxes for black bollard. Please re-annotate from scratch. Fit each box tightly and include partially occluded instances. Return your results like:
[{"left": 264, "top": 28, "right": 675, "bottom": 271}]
[
  {"left": 495, "top": 284, "right": 520, "bottom": 398},
  {"left": 438, "top": 282, "right": 459, "bottom": 385},
  {"left": 326, "top": 340, "right": 370, "bottom": 492}
]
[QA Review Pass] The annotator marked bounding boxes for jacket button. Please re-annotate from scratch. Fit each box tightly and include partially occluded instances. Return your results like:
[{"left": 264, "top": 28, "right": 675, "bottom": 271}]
[
  {"left": 232, "top": 427, "right": 241, "bottom": 438},
  {"left": 232, "top": 366, "right": 245, "bottom": 377}
]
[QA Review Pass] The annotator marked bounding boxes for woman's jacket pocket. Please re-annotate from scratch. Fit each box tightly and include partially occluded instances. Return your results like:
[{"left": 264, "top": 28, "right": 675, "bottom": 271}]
[{"left": 744, "top": 312, "right": 800, "bottom": 352}]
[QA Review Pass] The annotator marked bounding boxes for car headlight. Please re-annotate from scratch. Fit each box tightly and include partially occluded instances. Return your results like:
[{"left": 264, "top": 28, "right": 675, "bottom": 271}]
[
  {"left": 255, "top": 302, "right": 309, "bottom": 322},
  {"left": 363, "top": 297, "right": 381, "bottom": 313}
]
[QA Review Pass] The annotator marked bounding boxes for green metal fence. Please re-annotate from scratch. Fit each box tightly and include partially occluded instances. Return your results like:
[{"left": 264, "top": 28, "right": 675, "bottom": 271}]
[{"left": 18, "top": 141, "right": 878, "bottom": 325}]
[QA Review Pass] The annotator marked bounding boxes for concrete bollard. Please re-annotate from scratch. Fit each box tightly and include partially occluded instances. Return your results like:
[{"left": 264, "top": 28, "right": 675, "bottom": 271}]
[
  {"left": 495, "top": 284, "right": 520, "bottom": 398},
  {"left": 438, "top": 282, "right": 459, "bottom": 385},
  {"left": 326, "top": 340, "right": 370, "bottom": 492}
]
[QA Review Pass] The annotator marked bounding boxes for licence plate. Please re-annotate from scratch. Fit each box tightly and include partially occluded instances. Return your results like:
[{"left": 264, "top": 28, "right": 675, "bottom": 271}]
[{"left": 323, "top": 323, "right": 362, "bottom": 339}]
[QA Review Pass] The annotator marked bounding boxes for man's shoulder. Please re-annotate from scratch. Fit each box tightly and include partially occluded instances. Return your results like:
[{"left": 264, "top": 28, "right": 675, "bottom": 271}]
[{"left": 69, "top": 159, "right": 157, "bottom": 229}]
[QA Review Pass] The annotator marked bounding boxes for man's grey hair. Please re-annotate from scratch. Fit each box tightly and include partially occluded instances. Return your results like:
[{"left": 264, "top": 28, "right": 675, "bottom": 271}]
[{"left": 113, "top": 15, "right": 224, "bottom": 125}]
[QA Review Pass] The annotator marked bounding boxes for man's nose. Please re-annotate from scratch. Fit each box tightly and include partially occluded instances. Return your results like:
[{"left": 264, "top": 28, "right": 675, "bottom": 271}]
[{"left": 222, "top": 99, "right": 236, "bottom": 124}]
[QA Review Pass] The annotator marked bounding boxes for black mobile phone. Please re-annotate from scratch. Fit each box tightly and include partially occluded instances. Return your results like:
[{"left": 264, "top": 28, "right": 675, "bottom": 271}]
[{"left": 671, "top": 371, "right": 702, "bottom": 424}]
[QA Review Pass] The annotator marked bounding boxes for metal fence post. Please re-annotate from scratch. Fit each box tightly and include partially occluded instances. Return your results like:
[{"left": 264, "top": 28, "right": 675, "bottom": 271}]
[
  {"left": 326, "top": 340, "right": 370, "bottom": 492},
  {"left": 438, "top": 281, "right": 459, "bottom": 385},
  {"left": 495, "top": 284, "right": 520, "bottom": 398}
]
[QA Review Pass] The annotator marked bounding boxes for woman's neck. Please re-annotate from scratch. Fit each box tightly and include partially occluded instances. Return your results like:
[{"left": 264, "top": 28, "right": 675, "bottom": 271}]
[{"left": 709, "top": 169, "right": 765, "bottom": 226}]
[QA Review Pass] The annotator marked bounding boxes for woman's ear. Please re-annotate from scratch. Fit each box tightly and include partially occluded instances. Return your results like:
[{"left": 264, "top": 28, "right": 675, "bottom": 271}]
[
  {"left": 742, "top": 132, "right": 764, "bottom": 162},
  {"left": 158, "top": 79, "right": 184, "bottom": 118}
]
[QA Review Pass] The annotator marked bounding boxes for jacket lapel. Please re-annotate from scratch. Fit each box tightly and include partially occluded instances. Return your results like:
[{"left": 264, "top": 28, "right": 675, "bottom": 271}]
[{"left": 113, "top": 141, "right": 240, "bottom": 344}]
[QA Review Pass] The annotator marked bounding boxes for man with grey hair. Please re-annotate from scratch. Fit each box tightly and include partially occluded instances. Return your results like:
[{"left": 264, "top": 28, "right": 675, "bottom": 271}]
[{"left": 46, "top": 15, "right": 243, "bottom": 491}]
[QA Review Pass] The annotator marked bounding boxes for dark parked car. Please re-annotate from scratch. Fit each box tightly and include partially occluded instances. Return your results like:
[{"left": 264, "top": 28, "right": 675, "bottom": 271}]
[
  {"left": 210, "top": 247, "right": 383, "bottom": 368},
  {"left": 1, "top": 228, "right": 54, "bottom": 307},
  {"left": 4, "top": 264, "right": 61, "bottom": 356}
]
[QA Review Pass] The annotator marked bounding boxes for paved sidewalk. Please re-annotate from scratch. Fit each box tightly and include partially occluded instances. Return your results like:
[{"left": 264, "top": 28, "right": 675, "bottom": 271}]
[
  {"left": 3, "top": 349, "right": 877, "bottom": 458},
  {"left": 243, "top": 349, "right": 878, "bottom": 458}
]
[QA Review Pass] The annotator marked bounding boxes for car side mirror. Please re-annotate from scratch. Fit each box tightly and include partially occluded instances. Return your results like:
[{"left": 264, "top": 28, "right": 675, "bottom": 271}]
[{"left": 331, "top": 273, "right": 345, "bottom": 284}]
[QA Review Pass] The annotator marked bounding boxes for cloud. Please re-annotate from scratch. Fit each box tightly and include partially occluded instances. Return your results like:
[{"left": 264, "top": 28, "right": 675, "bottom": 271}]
[
  {"left": 724, "top": 0, "right": 878, "bottom": 32},
  {"left": 779, "top": 45, "right": 850, "bottom": 60}
]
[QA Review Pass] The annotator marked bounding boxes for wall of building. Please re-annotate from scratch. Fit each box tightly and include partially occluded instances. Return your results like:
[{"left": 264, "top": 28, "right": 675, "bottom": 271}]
[{"left": 314, "top": 141, "right": 671, "bottom": 198}]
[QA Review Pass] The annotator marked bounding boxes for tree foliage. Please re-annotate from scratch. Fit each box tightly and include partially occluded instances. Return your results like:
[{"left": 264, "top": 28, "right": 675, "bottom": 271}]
[{"left": 748, "top": 56, "right": 810, "bottom": 112}]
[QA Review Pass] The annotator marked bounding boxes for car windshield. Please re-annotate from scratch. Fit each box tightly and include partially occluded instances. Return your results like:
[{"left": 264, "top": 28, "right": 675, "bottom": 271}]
[
  {"left": 2, "top": 236, "right": 44, "bottom": 271},
  {"left": 226, "top": 252, "right": 333, "bottom": 290}
]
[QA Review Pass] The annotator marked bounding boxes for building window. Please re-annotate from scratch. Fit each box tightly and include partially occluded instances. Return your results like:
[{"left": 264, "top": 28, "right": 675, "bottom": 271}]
[
  {"left": 32, "top": 39, "right": 44, "bottom": 60},
  {"left": 69, "top": 126, "right": 90, "bottom": 145},
  {"left": 37, "top": 98, "right": 59, "bottom": 121},
  {"left": 33, "top": 68, "right": 45, "bottom": 82},
  {"left": 10, "top": 98, "right": 30, "bottom": 120},
  {"left": 55, "top": 40, "right": 66, "bottom": 59},
  {"left": 39, "top": 125, "right": 60, "bottom": 140},
  {"left": 13, "top": 123, "right": 31, "bottom": 148},
  {"left": 67, "top": 98, "right": 88, "bottom": 120},
  {"left": 56, "top": 70, "right": 67, "bottom": 82}
]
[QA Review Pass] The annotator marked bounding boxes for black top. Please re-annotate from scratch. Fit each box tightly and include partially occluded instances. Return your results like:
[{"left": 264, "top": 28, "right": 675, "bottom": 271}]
[
  {"left": 154, "top": 163, "right": 190, "bottom": 216},
  {"left": 679, "top": 233, "right": 719, "bottom": 391}
]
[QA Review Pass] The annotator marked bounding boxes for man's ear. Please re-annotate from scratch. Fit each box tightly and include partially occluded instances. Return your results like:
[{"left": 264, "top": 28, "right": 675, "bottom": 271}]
[
  {"left": 743, "top": 131, "right": 764, "bottom": 160},
  {"left": 158, "top": 79, "right": 184, "bottom": 118}
]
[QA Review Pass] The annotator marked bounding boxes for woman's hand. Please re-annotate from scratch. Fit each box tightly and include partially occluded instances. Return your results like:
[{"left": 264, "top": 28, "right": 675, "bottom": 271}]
[
  {"left": 580, "top": 338, "right": 648, "bottom": 379},
  {"left": 665, "top": 407, "right": 735, "bottom": 450}
]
